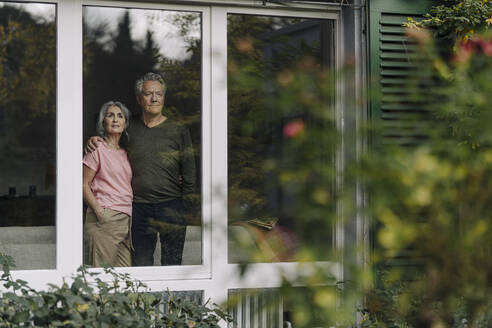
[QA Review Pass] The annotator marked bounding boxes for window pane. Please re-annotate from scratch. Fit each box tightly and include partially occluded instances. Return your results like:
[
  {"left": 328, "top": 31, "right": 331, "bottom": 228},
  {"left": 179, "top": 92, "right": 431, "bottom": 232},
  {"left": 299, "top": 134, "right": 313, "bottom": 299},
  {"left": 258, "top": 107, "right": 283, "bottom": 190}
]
[
  {"left": 228, "top": 288, "right": 284, "bottom": 328},
  {"left": 160, "top": 290, "right": 203, "bottom": 313},
  {"left": 228, "top": 14, "right": 335, "bottom": 263},
  {"left": 83, "top": 7, "right": 202, "bottom": 267},
  {"left": 228, "top": 287, "right": 336, "bottom": 328},
  {"left": 0, "top": 2, "right": 56, "bottom": 270}
]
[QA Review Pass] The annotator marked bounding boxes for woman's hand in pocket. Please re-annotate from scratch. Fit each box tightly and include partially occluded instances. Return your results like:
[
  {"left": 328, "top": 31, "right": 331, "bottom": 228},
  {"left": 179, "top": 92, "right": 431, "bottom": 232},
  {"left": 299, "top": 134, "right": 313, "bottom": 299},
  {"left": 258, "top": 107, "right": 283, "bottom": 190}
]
[{"left": 95, "top": 207, "right": 105, "bottom": 223}]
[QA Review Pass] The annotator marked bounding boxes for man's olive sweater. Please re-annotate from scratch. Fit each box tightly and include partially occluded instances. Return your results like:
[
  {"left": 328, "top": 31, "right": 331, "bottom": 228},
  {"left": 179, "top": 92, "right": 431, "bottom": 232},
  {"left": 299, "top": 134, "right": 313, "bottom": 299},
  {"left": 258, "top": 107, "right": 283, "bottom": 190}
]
[{"left": 127, "top": 117, "right": 196, "bottom": 204}]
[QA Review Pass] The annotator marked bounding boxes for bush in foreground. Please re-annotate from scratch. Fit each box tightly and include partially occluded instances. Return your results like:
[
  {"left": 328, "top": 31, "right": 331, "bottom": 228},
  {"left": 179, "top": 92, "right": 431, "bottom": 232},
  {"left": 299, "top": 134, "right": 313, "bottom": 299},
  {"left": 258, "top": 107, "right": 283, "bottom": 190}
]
[{"left": 0, "top": 254, "right": 231, "bottom": 327}]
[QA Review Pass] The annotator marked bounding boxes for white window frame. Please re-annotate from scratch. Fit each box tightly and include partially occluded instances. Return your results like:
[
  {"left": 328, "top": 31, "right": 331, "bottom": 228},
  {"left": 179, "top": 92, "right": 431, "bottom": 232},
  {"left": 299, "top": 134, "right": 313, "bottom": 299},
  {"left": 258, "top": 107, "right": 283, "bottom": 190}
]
[
  {"left": 207, "top": 4, "right": 344, "bottom": 307},
  {"left": 4, "top": 1, "right": 367, "bottom": 324}
]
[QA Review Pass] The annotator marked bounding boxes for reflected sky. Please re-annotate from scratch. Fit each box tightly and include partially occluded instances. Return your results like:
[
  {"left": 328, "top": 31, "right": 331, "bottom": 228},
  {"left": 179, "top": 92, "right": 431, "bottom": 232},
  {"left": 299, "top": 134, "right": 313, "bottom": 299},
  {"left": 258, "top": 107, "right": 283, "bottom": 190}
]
[
  {"left": 84, "top": 7, "right": 201, "bottom": 61},
  {"left": 0, "top": 2, "right": 55, "bottom": 22},
  {"left": 0, "top": 3, "right": 201, "bottom": 61}
]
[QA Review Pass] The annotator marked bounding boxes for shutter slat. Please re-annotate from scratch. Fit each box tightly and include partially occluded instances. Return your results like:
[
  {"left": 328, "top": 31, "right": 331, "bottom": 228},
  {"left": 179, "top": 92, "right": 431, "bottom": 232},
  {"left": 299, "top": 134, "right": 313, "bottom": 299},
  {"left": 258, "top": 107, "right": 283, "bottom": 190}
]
[
  {"left": 380, "top": 35, "right": 417, "bottom": 43},
  {"left": 381, "top": 112, "right": 431, "bottom": 120},
  {"left": 381, "top": 52, "right": 423, "bottom": 60},
  {"left": 381, "top": 43, "right": 418, "bottom": 51},
  {"left": 380, "top": 77, "right": 413, "bottom": 85},
  {"left": 381, "top": 61, "right": 418, "bottom": 68},
  {"left": 380, "top": 26, "right": 406, "bottom": 34},
  {"left": 382, "top": 94, "right": 429, "bottom": 102},
  {"left": 380, "top": 16, "right": 409, "bottom": 25},
  {"left": 382, "top": 87, "right": 420, "bottom": 93},
  {"left": 380, "top": 13, "right": 421, "bottom": 25},
  {"left": 380, "top": 69, "right": 429, "bottom": 77},
  {"left": 381, "top": 77, "right": 434, "bottom": 85},
  {"left": 381, "top": 104, "right": 430, "bottom": 111}
]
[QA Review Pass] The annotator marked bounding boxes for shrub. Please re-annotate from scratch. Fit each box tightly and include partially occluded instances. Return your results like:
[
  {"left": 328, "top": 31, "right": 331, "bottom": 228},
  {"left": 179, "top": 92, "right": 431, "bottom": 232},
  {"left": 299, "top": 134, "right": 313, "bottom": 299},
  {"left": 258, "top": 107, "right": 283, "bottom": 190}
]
[{"left": 0, "top": 254, "right": 231, "bottom": 327}]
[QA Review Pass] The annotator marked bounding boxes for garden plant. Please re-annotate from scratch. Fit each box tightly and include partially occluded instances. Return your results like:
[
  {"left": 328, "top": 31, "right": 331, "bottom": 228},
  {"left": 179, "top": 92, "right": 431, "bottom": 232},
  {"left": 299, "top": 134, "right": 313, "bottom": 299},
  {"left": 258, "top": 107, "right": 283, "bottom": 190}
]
[
  {"left": 0, "top": 254, "right": 231, "bottom": 327},
  {"left": 227, "top": 0, "right": 492, "bottom": 327}
]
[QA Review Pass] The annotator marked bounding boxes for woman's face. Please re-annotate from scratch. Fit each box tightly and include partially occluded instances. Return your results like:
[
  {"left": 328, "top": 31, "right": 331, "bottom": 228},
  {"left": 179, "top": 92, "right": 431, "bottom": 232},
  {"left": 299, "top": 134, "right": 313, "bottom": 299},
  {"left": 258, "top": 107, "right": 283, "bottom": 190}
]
[{"left": 103, "top": 105, "right": 126, "bottom": 136}]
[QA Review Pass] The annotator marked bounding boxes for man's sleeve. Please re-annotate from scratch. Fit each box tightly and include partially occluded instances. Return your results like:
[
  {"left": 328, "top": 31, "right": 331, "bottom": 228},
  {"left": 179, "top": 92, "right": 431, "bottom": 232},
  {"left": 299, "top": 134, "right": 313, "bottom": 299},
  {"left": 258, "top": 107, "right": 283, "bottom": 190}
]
[{"left": 180, "top": 126, "right": 196, "bottom": 196}]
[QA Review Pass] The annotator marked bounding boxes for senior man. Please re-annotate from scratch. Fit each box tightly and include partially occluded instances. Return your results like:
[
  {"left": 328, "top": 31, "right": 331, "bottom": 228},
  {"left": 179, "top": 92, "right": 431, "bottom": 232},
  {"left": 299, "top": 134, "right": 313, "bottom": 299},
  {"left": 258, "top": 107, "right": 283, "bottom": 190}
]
[{"left": 87, "top": 72, "right": 196, "bottom": 266}]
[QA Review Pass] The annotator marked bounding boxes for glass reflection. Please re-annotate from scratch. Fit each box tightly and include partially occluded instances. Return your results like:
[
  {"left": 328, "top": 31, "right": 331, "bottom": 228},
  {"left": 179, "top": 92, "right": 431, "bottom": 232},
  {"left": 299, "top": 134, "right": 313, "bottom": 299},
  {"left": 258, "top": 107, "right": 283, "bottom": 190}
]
[
  {"left": 0, "top": 2, "right": 56, "bottom": 270},
  {"left": 228, "top": 14, "right": 335, "bottom": 263},
  {"left": 83, "top": 7, "right": 202, "bottom": 266}
]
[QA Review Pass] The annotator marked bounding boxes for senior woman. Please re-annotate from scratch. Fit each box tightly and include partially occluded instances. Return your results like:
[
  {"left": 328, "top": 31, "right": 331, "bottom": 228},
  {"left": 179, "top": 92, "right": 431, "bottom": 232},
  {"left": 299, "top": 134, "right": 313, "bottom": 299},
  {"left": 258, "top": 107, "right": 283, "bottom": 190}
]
[{"left": 83, "top": 101, "right": 133, "bottom": 267}]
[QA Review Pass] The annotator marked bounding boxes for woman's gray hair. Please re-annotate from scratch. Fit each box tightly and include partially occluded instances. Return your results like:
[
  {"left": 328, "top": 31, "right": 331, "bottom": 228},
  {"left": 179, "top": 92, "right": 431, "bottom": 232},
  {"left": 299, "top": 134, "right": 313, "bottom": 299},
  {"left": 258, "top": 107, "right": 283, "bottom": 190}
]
[
  {"left": 134, "top": 72, "right": 167, "bottom": 97},
  {"left": 96, "top": 101, "right": 131, "bottom": 137}
]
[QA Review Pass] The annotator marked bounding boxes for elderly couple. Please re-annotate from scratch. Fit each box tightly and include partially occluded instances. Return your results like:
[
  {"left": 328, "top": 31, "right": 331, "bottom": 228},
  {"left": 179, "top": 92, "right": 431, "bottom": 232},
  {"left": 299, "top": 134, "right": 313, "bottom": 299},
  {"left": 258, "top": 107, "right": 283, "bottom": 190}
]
[{"left": 83, "top": 72, "right": 196, "bottom": 267}]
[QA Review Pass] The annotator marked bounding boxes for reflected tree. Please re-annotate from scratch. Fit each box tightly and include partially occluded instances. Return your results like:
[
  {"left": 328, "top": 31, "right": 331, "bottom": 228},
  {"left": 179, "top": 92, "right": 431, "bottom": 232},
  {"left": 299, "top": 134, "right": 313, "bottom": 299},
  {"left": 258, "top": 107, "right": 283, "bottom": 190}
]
[
  {"left": 83, "top": 9, "right": 203, "bottom": 223},
  {"left": 227, "top": 15, "right": 336, "bottom": 262},
  {"left": 83, "top": 10, "right": 201, "bottom": 139},
  {"left": 0, "top": 5, "right": 56, "bottom": 153},
  {"left": 0, "top": 4, "right": 56, "bottom": 232},
  {"left": 83, "top": 11, "right": 161, "bottom": 138}
]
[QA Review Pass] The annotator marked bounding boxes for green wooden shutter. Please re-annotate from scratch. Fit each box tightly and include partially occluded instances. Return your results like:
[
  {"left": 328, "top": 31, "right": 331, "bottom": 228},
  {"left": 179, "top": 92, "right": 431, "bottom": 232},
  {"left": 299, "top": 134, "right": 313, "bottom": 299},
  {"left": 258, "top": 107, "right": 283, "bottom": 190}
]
[
  {"left": 368, "top": 0, "right": 435, "bottom": 146},
  {"left": 367, "top": 0, "right": 437, "bottom": 277}
]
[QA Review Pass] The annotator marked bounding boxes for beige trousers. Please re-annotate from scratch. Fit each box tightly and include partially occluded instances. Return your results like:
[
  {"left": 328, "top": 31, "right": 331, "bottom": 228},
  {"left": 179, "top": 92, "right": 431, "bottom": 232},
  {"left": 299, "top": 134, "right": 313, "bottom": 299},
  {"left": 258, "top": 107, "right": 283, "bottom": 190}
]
[{"left": 84, "top": 208, "right": 132, "bottom": 267}]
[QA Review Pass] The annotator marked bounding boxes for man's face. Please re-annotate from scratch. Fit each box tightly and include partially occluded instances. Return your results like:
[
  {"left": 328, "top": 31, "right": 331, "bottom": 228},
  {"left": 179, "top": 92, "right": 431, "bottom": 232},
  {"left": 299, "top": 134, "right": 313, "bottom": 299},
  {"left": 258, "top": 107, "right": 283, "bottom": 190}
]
[{"left": 137, "top": 80, "right": 165, "bottom": 116}]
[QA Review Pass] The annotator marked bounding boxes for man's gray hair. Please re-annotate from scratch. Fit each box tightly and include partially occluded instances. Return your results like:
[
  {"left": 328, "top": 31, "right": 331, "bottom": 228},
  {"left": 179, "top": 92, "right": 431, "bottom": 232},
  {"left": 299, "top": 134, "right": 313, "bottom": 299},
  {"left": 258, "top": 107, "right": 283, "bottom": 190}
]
[
  {"left": 96, "top": 101, "right": 131, "bottom": 137},
  {"left": 134, "top": 72, "right": 167, "bottom": 97}
]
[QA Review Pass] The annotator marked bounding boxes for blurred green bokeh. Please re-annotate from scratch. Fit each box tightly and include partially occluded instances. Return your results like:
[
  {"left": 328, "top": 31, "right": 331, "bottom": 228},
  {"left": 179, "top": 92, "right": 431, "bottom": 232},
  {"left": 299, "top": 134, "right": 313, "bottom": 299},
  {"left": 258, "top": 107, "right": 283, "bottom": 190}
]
[{"left": 228, "top": 1, "right": 492, "bottom": 327}]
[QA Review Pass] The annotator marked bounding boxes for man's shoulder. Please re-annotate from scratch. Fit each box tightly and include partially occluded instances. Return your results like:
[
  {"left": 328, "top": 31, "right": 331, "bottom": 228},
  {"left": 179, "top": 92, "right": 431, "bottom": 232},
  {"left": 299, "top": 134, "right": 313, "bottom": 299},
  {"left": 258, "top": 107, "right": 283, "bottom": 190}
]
[
  {"left": 128, "top": 116, "right": 143, "bottom": 132},
  {"left": 158, "top": 119, "right": 189, "bottom": 133},
  {"left": 167, "top": 120, "right": 187, "bottom": 129},
  {"left": 129, "top": 115, "right": 142, "bottom": 125},
  {"left": 127, "top": 116, "right": 189, "bottom": 135}
]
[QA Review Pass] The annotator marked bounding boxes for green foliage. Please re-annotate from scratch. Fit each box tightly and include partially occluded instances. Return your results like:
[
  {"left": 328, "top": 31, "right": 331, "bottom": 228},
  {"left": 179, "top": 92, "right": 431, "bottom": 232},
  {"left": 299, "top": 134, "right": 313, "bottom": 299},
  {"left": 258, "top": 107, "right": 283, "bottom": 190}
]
[
  {"left": 406, "top": 0, "right": 492, "bottom": 53},
  {"left": 0, "top": 254, "right": 231, "bottom": 327},
  {"left": 358, "top": 3, "right": 492, "bottom": 326},
  {"left": 226, "top": 13, "right": 356, "bottom": 326},
  {"left": 360, "top": 272, "right": 492, "bottom": 328},
  {"left": 359, "top": 28, "right": 492, "bottom": 328},
  {"left": 228, "top": 2, "right": 492, "bottom": 327},
  {"left": 227, "top": 14, "right": 336, "bottom": 224}
]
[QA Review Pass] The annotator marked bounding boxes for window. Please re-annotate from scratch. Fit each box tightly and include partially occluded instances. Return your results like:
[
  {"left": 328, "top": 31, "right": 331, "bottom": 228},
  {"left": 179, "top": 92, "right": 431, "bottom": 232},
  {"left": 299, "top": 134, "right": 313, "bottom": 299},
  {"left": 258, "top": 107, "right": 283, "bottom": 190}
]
[
  {"left": 227, "top": 13, "right": 336, "bottom": 263},
  {"left": 1, "top": 0, "right": 365, "bottom": 321},
  {"left": 83, "top": 5, "right": 203, "bottom": 267},
  {"left": 0, "top": 1, "right": 56, "bottom": 270}
]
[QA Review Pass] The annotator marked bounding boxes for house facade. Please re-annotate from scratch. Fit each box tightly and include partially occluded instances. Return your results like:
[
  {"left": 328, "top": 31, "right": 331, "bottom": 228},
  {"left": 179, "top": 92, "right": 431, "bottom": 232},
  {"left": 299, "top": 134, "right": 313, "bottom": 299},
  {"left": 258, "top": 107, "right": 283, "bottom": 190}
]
[{"left": 0, "top": 0, "right": 432, "bottom": 326}]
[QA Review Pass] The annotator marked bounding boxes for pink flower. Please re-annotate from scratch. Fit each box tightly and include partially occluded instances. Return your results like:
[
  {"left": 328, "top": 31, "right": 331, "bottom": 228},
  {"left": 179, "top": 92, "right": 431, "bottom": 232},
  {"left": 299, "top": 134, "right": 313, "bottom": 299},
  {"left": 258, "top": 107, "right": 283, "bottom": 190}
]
[
  {"left": 480, "top": 39, "right": 492, "bottom": 56},
  {"left": 452, "top": 41, "right": 473, "bottom": 63},
  {"left": 283, "top": 119, "right": 305, "bottom": 138},
  {"left": 453, "top": 37, "right": 492, "bottom": 62}
]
